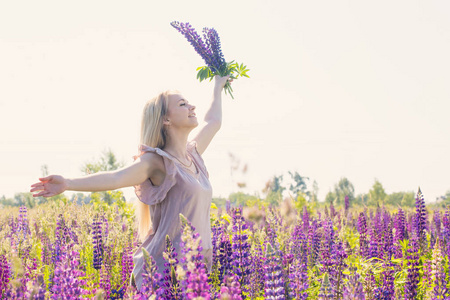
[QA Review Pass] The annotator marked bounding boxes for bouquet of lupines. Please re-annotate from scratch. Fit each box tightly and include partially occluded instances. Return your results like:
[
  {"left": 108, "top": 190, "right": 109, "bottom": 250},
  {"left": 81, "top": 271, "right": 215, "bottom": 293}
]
[{"left": 170, "top": 21, "right": 250, "bottom": 99}]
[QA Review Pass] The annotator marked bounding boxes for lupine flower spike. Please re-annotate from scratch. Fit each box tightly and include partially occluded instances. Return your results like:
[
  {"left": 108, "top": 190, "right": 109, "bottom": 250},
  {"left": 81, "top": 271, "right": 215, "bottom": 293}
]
[{"left": 170, "top": 21, "right": 250, "bottom": 99}]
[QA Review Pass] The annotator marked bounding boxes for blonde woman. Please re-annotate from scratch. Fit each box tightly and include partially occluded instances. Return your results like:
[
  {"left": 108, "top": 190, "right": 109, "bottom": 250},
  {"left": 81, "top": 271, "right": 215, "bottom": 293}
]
[{"left": 30, "top": 75, "right": 231, "bottom": 289}]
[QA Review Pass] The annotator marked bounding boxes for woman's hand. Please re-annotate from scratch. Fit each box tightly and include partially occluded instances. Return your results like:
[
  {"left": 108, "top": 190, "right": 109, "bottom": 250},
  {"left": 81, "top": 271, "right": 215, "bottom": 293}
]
[
  {"left": 30, "top": 175, "right": 67, "bottom": 198},
  {"left": 214, "top": 75, "right": 232, "bottom": 91}
]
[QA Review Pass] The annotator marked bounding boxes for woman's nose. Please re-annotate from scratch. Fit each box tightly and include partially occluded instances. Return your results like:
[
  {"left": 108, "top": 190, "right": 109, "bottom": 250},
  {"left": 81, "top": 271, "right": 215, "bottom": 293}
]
[{"left": 190, "top": 104, "right": 196, "bottom": 110}]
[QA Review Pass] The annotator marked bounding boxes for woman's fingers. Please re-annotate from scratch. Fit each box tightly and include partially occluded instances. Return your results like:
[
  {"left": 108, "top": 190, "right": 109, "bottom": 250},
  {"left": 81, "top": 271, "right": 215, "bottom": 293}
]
[
  {"left": 39, "top": 176, "right": 52, "bottom": 182},
  {"left": 34, "top": 190, "right": 54, "bottom": 198},
  {"left": 30, "top": 186, "right": 44, "bottom": 193},
  {"left": 32, "top": 191, "right": 47, "bottom": 197},
  {"left": 30, "top": 182, "right": 44, "bottom": 188}
]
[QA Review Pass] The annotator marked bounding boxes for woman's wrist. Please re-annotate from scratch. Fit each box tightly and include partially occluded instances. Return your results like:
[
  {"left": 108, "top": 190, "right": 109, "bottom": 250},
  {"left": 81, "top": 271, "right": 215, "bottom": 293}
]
[
  {"left": 64, "top": 178, "right": 72, "bottom": 191},
  {"left": 213, "top": 86, "right": 223, "bottom": 96}
]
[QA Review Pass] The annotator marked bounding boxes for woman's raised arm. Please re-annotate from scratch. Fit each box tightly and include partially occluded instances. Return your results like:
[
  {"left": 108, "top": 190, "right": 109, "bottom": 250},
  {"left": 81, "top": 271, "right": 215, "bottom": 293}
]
[
  {"left": 192, "top": 75, "right": 231, "bottom": 155},
  {"left": 30, "top": 152, "right": 164, "bottom": 198}
]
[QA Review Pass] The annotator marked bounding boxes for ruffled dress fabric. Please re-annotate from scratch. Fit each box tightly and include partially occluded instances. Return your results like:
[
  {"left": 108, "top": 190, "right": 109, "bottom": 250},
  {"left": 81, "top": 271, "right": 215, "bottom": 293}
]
[{"left": 131, "top": 141, "right": 213, "bottom": 290}]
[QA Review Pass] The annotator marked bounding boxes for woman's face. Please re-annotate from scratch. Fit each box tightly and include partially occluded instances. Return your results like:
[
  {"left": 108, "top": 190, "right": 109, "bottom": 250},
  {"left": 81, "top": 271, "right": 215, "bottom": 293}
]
[{"left": 165, "top": 93, "right": 198, "bottom": 129}]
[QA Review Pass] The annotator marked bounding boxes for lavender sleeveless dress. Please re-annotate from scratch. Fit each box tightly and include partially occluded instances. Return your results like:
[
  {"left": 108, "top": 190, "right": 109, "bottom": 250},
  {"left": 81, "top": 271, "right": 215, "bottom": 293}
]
[{"left": 131, "top": 140, "right": 213, "bottom": 290}]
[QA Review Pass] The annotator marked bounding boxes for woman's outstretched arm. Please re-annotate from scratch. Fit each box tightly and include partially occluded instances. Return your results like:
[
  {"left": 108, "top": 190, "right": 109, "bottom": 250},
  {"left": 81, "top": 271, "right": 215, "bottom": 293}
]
[
  {"left": 30, "top": 152, "right": 164, "bottom": 197},
  {"left": 193, "top": 75, "right": 231, "bottom": 155}
]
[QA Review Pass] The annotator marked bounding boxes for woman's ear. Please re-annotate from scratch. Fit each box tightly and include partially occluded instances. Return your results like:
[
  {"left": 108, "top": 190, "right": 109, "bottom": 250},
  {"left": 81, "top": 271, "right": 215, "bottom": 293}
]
[{"left": 163, "top": 118, "right": 170, "bottom": 126}]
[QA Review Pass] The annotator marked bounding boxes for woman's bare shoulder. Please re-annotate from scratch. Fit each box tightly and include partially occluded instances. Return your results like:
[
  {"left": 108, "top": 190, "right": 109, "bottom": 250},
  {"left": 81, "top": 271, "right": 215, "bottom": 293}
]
[{"left": 138, "top": 152, "right": 166, "bottom": 175}]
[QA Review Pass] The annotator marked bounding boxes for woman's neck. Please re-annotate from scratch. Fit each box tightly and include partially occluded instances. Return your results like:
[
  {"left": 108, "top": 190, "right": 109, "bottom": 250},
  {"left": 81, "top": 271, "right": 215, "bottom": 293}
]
[{"left": 163, "top": 131, "right": 190, "bottom": 158}]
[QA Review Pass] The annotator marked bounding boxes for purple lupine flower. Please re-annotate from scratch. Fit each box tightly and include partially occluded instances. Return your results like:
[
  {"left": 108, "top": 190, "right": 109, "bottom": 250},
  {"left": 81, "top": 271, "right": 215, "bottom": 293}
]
[
  {"left": 185, "top": 267, "right": 211, "bottom": 300},
  {"left": 302, "top": 206, "right": 310, "bottom": 232},
  {"left": 368, "top": 232, "right": 379, "bottom": 259},
  {"left": 217, "top": 232, "right": 233, "bottom": 282},
  {"left": 0, "top": 254, "right": 10, "bottom": 297},
  {"left": 225, "top": 199, "right": 231, "bottom": 214},
  {"left": 110, "top": 287, "right": 125, "bottom": 300},
  {"left": 248, "top": 240, "right": 264, "bottom": 299},
  {"left": 330, "top": 202, "right": 336, "bottom": 219},
  {"left": 51, "top": 246, "right": 87, "bottom": 299},
  {"left": 373, "top": 265, "right": 394, "bottom": 300},
  {"left": 6, "top": 215, "right": 19, "bottom": 252},
  {"left": 177, "top": 214, "right": 211, "bottom": 299},
  {"left": 330, "top": 241, "right": 348, "bottom": 298},
  {"left": 431, "top": 210, "right": 442, "bottom": 248},
  {"left": 288, "top": 260, "right": 308, "bottom": 300},
  {"left": 101, "top": 215, "right": 109, "bottom": 239},
  {"left": 393, "top": 209, "right": 406, "bottom": 259},
  {"left": 265, "top": 208, "right": 279, "bottom": 247},
  {"left": 162, "top": 235, "right": 181, "bottom": 299},
  {"left": 52, "top": 214, "right": 68, "bottom": 264},
  {"left": 394, "top": 209, "right": 406, "bottom": 243},
  {"left": 17, "top": 206, "right": 29, "bottom": 241},
  {"left": 431, "top": 245, "right": 449, "bottom": 298},
  {"left": 357, "top": 212, "right": 369, "bottom": 258},
  {"left": 291, "top": 224, "right": 308, "bottom": 267},
  {"left": 264, "top": 243, "right": 285, "bottom": 300},
  {"left": 170, "top": 20, "right": 249, "bottom": 99},
  {"left": 92, "top": 215, "right": 104, "bottom": 270},
  {"left": 230, "top": 207, "right": 251, "bottom": 289},
  {"left": 442, "top": 209, "right": 450, "bottom": 257},
  {"left": 121, "top": 242, "right": 134, "bottom": 288},
  {"left": 318, "top": 273, "right": 334, "bottom": 300},
  {"left": 202, "top": 27, "right": 226, "bottom": 73},
  {"left": 345, "top": 196, "right": 350, "bottom": 211},
  {"left": 170, "top": 21, "right": 214, "bottom": 70},
  {"left": 25, "top": 274, "right": 46, "bottom": 299},
  {"left": 140, "top": 248, "right": 164, "bottom": 298},
  {"left": 219, "top": 275, "right": 242, "bottom": 300},
  {"left": 404, "top": 239, "right": 420, "bottom": 300},
  {"left": 307, "top": 219, "right": 320, "bottom": 265},
  {"left": 211, "top": 220, "right": 223, "bottom": 267},
  {"left": 415, "top": 187, "right": 427, "bottom": 249},
  {"left": 342, "top": 266, "right": 365, "bottom": 300},
  {"left": 99, "top": 264, "right": 111, "bottom": 299},
  {"left": 383, "top": 223, "right": 394, "bottom": 260},
  {"left": 40, "top": 232, "right": 52, "bottom": 266},
  {"left": 320, "top": 220, "right": 348, "bottom": 299}
]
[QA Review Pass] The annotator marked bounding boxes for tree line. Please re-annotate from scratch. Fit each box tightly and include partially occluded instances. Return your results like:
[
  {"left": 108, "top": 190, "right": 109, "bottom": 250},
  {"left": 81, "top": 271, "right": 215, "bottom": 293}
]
[{"left": 2, "top": 150, "right": 449, "bottom": 209}]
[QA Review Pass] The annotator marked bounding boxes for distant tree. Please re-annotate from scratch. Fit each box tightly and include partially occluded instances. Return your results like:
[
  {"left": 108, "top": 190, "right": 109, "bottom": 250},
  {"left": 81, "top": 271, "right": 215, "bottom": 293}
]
[
  {"left": 354, "top": 193, "right": 367, "bottom": 206},
  {"left": 400, "top": 192, "right": 415, "bottom": 207},
  {"left": 228, "top": 192, "right": 259, "bottom": 207},
  {"left": 81, "top": 149, "right": 124, "bottom": 174},
  {"left": 81, "top": 149, "right": 125, "bottom": 205},
  {"left": 272, "top": 175, "right": 285, "bottom": 194},
  {"left": 386, "top": 191, "right": 414, "bottom": 207},
  {"left": 288, "top": 171, "right": 309, "bottom": 199},
  {"left": 310, "top": 180, "right": 319, "bottom": 203},
  {"left": 368, "top": 179, "right": 387, "bottom": 206},
  {"left": 445, "top": 190, "right": 450, "bottom": 202},
  {"left": 71, "top": 193, "right": 91, "bottom": 205},
  {"left": 212, "top": 196, "right": 227, "bottom": 208},
  {"left": 262, "top": 174, "right": 285, "bottom": 206},
  {"left": 333, "top": 177, "right": 355, "bottom": 206},
  {"left": 0, "top": 195, "right": 14, "bottom": 207},
  {"left": 265, "top": 191, "right": 283, "bottom": 206},
  {"left": 325, "top": 191, "right": 336, "bottom": 205}
]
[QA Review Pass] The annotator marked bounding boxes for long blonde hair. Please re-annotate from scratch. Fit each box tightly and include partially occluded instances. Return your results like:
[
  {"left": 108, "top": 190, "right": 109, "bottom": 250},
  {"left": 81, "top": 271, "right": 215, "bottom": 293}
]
[{"left": 137, "top": 90, "right": 172, "bottom": 242}]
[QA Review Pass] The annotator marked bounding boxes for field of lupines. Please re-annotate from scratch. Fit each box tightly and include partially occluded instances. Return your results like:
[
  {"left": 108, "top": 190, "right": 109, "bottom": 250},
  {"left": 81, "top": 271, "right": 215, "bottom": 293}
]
[{"left": 0, "top": 188, "right": 449, "bottom": 299}]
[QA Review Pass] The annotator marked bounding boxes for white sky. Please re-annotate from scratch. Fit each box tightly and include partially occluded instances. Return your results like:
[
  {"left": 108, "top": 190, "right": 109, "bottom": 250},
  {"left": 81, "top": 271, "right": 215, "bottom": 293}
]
[{"left": 1, "top": 0, "right": 449, "bottom": 203}]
